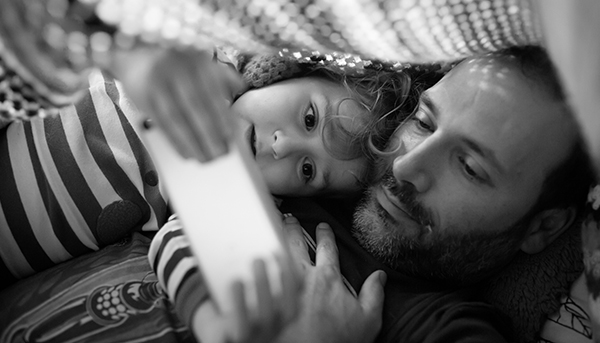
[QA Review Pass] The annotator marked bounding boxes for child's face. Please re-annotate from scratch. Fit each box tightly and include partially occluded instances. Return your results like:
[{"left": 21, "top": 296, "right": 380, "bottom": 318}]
[{"left": 231, "top": 77, "right": 368, "bottom": 197}]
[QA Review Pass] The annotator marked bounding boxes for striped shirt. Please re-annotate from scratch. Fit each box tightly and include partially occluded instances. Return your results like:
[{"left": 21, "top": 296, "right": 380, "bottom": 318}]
[{"left": 0, "top": 70, "right": 168, "bottom": 289}]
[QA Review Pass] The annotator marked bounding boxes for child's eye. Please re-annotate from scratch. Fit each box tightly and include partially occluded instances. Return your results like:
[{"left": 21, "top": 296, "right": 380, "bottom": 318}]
[
  {"left": 304, "top": 105, "right": 317, "bottom": 131},
  {"left": 301, "top": 161, "right": 314, "bottom": 182}
]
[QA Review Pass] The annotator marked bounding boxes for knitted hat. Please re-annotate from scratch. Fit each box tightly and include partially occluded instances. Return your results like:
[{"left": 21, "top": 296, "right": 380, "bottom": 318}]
[{"left": 237, "top": 48, "right": 452, "bottom": 90}]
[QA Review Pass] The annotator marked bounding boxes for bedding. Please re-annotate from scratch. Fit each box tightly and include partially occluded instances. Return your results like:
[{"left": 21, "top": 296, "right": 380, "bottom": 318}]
[
  {"left": 0, "top": 232, "right": 194, "bottom": 343},
  {"left": 0, "top": 1, "right": 593, "bottom": 341}
]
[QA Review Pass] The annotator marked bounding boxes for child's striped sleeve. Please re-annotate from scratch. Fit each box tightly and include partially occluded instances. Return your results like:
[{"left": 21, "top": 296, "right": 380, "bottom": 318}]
[{"left": 148, "top": 214, "right": 209, "bottom": 328}]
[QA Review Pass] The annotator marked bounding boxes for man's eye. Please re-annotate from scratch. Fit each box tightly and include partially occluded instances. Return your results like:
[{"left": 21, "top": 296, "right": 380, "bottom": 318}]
[
  {"left": 304, "top": 106, "right": 317, "bottom": 130},
  {"left": 416, "top": 119, "right": 432, "bottom": 131},
  {"left": 301, "top": 161, "right": 314, "bottom": 181},
  {"left": 409, "top": 111, "right": 434, "bottom": 133},
  {"left": 459, "top": 156, "right": 482, "bottom": 181},
  {"left": 465, "top": 164, "right": 477, "bottom": 177}
]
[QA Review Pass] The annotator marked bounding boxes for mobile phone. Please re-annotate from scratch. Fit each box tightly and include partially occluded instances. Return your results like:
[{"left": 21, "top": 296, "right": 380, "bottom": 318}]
[{"left": 141, "top": 120, "right": 295, "bottom": 319}]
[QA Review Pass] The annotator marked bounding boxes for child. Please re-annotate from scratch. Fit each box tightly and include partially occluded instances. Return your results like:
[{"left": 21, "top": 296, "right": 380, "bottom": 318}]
[
  {"left": 0, "top": 47, "right": 423, "bottom": 342},
  {"left": 0, "top": 49, "right": 417, "bottom": 289}
]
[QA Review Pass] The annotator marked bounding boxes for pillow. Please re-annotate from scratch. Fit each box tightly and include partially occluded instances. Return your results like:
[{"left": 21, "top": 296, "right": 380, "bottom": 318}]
[
  {"left": 581, "top": 185, "right": 600, "bottom": 341},
  {"left": 538, "top": 272, "right": 593, "bottom": 343},
  {"left": 0, "top": 233, "right": 194, "bottom": 343},
  {"left": 481, "top": 224, "right": 583, "bottom": 343}
]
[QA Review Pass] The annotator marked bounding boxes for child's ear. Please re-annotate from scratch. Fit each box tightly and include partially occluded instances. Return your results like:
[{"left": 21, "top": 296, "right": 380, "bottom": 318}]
[{"left": 520, "top": 207, "right": 577, "bottom": 254}]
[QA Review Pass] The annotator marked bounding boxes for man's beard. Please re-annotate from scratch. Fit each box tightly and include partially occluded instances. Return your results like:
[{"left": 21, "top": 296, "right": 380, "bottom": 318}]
[{"left": 352, "top": 176, "right": 530, "bottom": 286}]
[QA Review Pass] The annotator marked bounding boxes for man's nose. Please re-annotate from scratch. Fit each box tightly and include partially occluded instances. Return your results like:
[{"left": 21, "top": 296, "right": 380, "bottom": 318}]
[
  {"left": 271, "top": 130, "right": 302, "bottom": 159},
  {"left": 392, "top": 141, "right": 433, "bottom": 193}
]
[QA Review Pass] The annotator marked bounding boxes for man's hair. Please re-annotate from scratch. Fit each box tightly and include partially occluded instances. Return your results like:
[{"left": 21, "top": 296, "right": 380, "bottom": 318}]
[{"left": 492, "top": 45, "right": 595, "bottom": 216}]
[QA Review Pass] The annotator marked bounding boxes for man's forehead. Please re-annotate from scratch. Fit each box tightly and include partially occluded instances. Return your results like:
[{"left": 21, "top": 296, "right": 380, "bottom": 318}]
[
  {"left": 426, "top": 56, "right": 577, "bottom": 177},
  {"left": 438, "top": 57, "right": 520, "bottom": 98},
  {"left": 426, "top": 58, "right": 524, "bottom": 119}
]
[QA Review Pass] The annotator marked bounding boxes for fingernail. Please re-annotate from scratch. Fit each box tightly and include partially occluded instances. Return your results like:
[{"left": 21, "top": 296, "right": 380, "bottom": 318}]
[
  {"left": 379, "top": 271, "right": 387, "bottom": 286},
  {"left": 316, "top": 222, "right": 330, "bottom": 230},
  {"left": 284, "top": 215, "right": 298, "bottom": 224}
]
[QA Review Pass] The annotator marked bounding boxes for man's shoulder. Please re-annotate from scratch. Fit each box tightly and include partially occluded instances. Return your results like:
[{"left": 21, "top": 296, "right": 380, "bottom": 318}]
[{"left": 380, "top": 288, "right": 514, "bottom": 343}]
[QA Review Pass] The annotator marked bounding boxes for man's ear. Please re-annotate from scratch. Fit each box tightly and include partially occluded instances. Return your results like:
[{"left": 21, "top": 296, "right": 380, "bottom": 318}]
[{"left": 520, "top": 207, "right": 577, "bottom": 254}]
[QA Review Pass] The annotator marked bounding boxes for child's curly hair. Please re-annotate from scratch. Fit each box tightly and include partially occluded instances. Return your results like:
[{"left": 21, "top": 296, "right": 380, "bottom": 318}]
[
  {"left": 304, "top": 66, "right": 412, "bottom": 189},
  {"left": 304, "top": 63, "right": 446, "bottom": 190}
]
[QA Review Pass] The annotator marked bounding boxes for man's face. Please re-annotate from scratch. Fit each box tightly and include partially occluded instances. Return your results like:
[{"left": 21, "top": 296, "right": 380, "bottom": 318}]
[
  {"left": 231, "top": 77, "right": 368, "bottom": 196},
  {"left": 353, "top": 57, "right": 577, "bottom": 283}
]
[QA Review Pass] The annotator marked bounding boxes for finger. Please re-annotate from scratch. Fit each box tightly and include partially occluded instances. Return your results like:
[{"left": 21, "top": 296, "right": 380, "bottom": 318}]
[
  {"left": 220, "top": 65, "right": 249, "bottom": 104},
  {"left": 189, "top": 56, "right": 239, "bottom": 142},
  {"left": 128, "top": 68, "right": 212, "bottom": 161},
  {"left": 191, "top": 300, "right": 227, "bottom": 343},
  {"left": 145, "top": 49, "right": 232, "bottom": 162},
  {"left": 171, "top": 75, "right": 231, "bottom": 161},
  {"left": 208, "top": 65, "right": 246, "bottom": 149},
  {"left": 149, "top": 83, "right": 218, "bottom": 162},
  {"left": 229, "top": 280, "right": 250, "bottom": 342},
  {"left": 253, "top": 259, "right": 277, "bottom": 333},
  {"left": 114, "top": 49, "right": 213, "bottom": 161},
  {"left": 169, "top": 51, "right": 234, "bottom": 160},
  {"left": 315, "top": 222, "right": 340, "bottom": 271},
  {"left": 281, "top": 215, "right": 311, "bottom": 270},
  {"left": 359, "top": 270, "right": 386, "bottom": 319},
  {"left": 276, "top": 253, "right": 302, "bottom": 324}
]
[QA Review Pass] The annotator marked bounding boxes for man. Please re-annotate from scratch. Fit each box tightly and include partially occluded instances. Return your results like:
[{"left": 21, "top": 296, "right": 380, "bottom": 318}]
[
  {"left": 353, "top": 44, "right": 589, "bottom": 285},
  {"left": 273, "top": 45, "right": 594, "bottom": 342}
]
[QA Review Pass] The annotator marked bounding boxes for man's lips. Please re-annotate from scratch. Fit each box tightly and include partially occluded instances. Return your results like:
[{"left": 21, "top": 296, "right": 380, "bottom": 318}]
[{"left": 375, "top": 185, "right": 418, "bottom": 225}]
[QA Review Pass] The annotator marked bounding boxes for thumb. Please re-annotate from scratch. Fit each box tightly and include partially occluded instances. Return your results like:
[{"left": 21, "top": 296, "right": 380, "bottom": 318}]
[
  {"left": 359, "top": 270, "right": 386, "bottom": 317},
  {"left": 220, "top": 65, "right": 249, "bottom": 103}
]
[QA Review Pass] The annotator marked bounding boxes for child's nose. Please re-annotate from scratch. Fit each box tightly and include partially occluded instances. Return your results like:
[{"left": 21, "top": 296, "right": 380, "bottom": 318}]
[{"left": 271, "top": 130, "right": 301, "bottom": 159}]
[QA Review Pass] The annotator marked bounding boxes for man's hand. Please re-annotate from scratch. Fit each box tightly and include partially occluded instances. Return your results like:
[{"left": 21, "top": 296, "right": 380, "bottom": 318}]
[{"left": 278, "top": 216, "right": 386, "bottom": 343}]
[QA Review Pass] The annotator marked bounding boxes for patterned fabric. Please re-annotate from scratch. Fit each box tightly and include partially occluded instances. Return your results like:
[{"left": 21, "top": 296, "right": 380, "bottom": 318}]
[
  {"left": 480, "top": 224, "right": 584, "bottom": 343},
  {"left": 538, "top": 273, "right": 593, "bottom": 343},
  {"left": 0, "top": 0, "right": 542, "bottom": 121},
  {"left": 90, "top": 0, "right": 542, "bottom": 61},
  {"left": 535, "top": 184, "right": 600, "bottom": 343},
  {"left": 0, "top": 56, "right": 60, "bottom": 123},
  {"left": 0, "top": 232, "right": 195, "bottom": 343},
  {"left": 582, "top": 185, "right": 600, "bottom": 341},
  {"left": 0, "top": 70, "right": 168, "bottom": 289}
]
